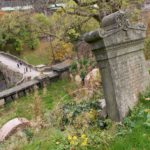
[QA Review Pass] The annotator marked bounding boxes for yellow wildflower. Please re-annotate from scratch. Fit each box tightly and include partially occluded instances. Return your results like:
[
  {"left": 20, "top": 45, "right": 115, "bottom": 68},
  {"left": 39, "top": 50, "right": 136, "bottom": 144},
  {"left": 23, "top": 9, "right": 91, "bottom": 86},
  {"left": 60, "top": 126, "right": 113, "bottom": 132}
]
[
  {"left": 81, "top": 138, "right": 88, "bottom": 146},
  {"left": 68, "top": 135, "right": 72, "bottom": 141},
  {"left": 81, "top": 134, "right": 87, "bottom": 139},
  {"left": 56, "top": 141, "right": 60, "bottom": 145},
  {"left": 73, "top": 136, "right": 77, "bottom": 140},
  {"left": 144, "top": 109, "right": 150, "bottom": 113},
  {"left": 70, "top": 140, "right": 75, "bottom": 145},
  {"left": 89, "top": 109, "right": 94, "bottom": 114},
  {"left": 89, "top": 109, "right": 96, "bottom": 119},
  {"left": 68, "top": 134, "right": 78, "bottom": 145}
]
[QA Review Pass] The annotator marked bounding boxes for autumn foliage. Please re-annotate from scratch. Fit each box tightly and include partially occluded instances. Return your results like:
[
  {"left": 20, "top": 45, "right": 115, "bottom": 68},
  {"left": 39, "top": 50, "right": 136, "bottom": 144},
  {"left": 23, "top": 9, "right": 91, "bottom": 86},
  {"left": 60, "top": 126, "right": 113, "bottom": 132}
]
[{"left": 52, "top": 40, "right": 73, "bottom": 62}]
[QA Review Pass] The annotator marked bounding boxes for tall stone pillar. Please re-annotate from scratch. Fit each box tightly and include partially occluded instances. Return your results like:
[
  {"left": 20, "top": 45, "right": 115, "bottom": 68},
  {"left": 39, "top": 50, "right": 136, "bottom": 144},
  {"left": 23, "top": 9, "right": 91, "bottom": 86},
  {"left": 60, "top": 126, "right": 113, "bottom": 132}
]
[{"left": 84, "top": 11, "right": 150, "bottom": 121}]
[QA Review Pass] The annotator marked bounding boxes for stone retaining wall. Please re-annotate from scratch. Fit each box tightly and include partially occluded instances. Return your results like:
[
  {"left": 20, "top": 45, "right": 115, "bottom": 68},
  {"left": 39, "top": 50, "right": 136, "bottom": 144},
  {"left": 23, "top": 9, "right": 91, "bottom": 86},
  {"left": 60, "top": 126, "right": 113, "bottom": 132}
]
[
  {"left": 0, "top": 61, "right": 70, "bottom": 105},
  {"left": 0, "top": 62, "right": 23, "bottom": 90}
]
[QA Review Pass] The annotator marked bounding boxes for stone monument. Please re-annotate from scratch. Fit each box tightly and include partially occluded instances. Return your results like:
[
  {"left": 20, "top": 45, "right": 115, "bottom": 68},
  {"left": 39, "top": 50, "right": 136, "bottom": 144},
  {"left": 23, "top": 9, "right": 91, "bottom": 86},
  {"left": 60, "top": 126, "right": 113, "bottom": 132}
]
[{"left": 84, "top": 11, "right": 150, "bottom": 121}]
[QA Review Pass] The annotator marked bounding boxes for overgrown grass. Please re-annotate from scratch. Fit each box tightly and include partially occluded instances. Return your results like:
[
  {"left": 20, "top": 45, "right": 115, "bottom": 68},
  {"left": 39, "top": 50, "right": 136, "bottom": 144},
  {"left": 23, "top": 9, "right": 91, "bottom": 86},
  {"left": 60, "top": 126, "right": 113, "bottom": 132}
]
[
  {"left": 20, "top": 41, "right": 51, "bottom": 66},
  {"left": 1, "top": 79, "right": 150, "bottom": 150},
  {"left": 109, "top": 91, "right": 150, "bottom": 150},
  {"left": 0, "top": 79, "right": 76, "bottom": 127}
]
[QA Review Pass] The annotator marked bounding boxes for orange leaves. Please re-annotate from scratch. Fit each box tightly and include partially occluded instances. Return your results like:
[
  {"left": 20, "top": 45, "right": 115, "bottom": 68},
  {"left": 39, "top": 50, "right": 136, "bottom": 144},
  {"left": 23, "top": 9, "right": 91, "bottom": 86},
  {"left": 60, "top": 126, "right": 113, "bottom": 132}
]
[{"left": 52, "top": 40, "right": 73, "bottom": 62}]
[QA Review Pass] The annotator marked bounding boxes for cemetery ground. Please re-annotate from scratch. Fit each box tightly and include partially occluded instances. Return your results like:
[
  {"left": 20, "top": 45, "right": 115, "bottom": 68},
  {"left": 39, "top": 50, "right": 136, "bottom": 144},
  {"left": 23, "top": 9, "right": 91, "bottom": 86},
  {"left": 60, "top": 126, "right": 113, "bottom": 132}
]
[{"left": 0, "top": 79, "right": 150, "bottom": 150}]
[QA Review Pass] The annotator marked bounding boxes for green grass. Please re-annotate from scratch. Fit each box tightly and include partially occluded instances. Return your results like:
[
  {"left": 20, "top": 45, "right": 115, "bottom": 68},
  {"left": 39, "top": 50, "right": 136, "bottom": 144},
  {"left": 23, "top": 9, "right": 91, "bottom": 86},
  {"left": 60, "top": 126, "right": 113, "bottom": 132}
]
[
  {"left": 0, "top": 79, "right": 77, "bottom": 150},
  {"left": 1, "top": 79, "right": 150, "bottom": 150},
  {"left": 109, "top": 92, "right": 150, "bottom": 150},
  {"left": 20, "top": 41, "right": 51, "bottom": 66},
  {"left": 20, "top": 50, "right": 50, "bottom": 66},
  {"left": 0, "top": 79, "right": 76, "bottom": 127},
  {"left": 110, "top": 129, "right": 150, "bottom": 150},
  {"left": 22, "top": 128, "right": 68, "bottom": 150},
  {"left": 21, "top": 53, "right": 49, "bottom": 66}
]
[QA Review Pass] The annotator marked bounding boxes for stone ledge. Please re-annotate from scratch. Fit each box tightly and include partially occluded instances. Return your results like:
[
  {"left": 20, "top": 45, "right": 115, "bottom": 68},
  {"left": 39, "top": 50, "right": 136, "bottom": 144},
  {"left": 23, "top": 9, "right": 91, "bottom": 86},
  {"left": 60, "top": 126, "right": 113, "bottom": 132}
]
[
  {"left": 0, "top": 70, "right": 60, "bottom": 102},
  {"left": 52, "top": 61, "right": 70, "bottom": 72},
  {"left": 0, "top": 80, "right": 39, "bottom": 99}
]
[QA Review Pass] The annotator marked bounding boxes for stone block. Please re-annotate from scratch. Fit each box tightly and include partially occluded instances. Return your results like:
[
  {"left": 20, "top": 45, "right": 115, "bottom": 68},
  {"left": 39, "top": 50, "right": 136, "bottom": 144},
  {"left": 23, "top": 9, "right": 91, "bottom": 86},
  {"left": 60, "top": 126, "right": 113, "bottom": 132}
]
[
  {"left": 0, "top": 99, "right": 5, "bottom": 107},
  {"left": 0, "top": 118, "right": 30, "bottom": 142},
  {"left": 52, "top": 60, "right": 70, "bottom": 72},
  {"left": 85, "top": 11, "right": 150, "bottom": 121}
]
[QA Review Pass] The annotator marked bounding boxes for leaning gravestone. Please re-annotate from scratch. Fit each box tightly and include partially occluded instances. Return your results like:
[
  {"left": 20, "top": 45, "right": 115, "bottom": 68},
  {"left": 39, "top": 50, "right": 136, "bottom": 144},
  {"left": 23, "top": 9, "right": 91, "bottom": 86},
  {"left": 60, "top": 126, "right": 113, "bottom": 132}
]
[{"left": 84, "top": 11, "right": 150, "bottom": 121}]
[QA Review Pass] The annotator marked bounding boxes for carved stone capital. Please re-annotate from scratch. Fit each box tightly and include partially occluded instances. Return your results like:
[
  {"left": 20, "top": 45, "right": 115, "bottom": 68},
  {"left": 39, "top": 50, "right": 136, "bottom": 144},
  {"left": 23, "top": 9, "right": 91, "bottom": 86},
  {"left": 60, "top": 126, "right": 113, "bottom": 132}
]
[{"left": 102, "top": 10, "right": 130, "bottom": 31}]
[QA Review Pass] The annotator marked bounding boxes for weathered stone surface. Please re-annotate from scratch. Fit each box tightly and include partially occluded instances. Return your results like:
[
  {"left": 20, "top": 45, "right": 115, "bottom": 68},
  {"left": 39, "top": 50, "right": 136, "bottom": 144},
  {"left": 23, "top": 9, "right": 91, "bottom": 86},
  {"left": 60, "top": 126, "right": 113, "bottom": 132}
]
[
  {"left": 102, "top": 10, "right": 130, "bottom": 31},
  {"left": 84, "top": 68, "right": 101, "bottom": 88},
  {"left": 0, "top": 118, "right": 30, "bottom": 142},
  {"left": 52, "top": 60, "right": 71, "bottom": 72},
  {"left": 0, "top": 62, "right": 23, "bottom": 91},
  {"left": 36, "top": 64, "right": 46, "bottom": 72},
  {"left": 0, "top": 99, "right": 5, "bottom": 107},
  {"left": 85, "top": 11, "right": 150, "bottom": 121},
  {"left": 0, "top": 71, "right": 7, "bottom": 91}
]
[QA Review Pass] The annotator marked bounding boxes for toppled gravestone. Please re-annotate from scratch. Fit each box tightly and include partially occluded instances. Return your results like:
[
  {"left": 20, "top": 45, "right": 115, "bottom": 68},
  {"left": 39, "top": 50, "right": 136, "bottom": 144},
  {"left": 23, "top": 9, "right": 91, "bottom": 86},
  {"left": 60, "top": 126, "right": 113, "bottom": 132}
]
[
  {"left": 84, "top": 11, "right": 150, "bottom": 121},
  {"left": 0, "top": 118, "right": 30, "bottom": 142}
]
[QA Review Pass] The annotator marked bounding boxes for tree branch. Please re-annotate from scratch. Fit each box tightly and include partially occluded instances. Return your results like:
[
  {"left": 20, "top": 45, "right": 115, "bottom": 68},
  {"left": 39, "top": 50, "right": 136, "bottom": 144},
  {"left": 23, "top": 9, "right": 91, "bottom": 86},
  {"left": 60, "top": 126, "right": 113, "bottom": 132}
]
[
  {"left": 65, "top": 10, "right": 100, "bottom": 22},
  {"left": 73, "top": 0, "right": 98, "bottom": 7}
]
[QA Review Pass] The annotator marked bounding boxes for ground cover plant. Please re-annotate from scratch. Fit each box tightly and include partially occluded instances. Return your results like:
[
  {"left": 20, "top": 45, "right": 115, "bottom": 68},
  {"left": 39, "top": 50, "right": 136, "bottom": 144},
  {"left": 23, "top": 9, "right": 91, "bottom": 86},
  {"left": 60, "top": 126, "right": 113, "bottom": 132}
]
[
  {"left": 0, "top": 78, "right": 150, "bottom": 150},
  {"left": 109, "top": 91, "right": 150, "bottom": 150}
]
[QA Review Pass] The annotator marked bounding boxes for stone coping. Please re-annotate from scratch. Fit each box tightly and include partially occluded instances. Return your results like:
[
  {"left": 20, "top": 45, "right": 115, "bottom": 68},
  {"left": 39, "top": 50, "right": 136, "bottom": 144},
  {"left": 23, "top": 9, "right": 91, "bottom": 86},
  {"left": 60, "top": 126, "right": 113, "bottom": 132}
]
[
  {"left": 52, "top": 61, "right": 70, "bottom": 72},
  {"left": 0, "top": 80, "right": 39, "bottom": 99}
]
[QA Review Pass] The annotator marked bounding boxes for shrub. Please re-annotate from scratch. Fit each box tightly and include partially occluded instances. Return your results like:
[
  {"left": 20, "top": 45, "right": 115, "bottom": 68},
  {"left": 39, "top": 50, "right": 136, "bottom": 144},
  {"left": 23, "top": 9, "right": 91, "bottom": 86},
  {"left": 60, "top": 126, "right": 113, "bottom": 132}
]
[
  {"left": 69, "top": 58, "right": 97, "bottom": 85},
  {"left": 52, "top": 40, "right": 73, "bottom": 62}
]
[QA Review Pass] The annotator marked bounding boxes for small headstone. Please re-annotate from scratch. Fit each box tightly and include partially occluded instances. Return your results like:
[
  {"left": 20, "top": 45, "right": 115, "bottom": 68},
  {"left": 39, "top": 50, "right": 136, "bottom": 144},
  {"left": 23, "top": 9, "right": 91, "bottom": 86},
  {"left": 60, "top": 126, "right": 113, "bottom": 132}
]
[{"left": 0, "top": 118, "right": 30, "bottom": 142}]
